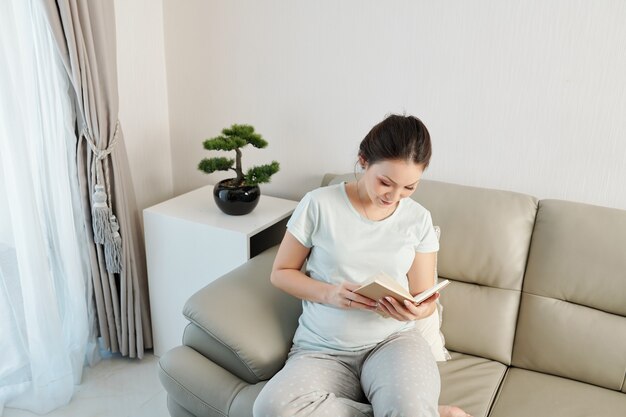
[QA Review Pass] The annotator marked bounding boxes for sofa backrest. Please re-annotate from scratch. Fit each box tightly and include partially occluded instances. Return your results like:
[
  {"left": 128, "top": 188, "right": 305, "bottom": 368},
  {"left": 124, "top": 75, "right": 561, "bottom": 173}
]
[
  {"left": 325, "top": 174, "right": 538, "bottom": 365},
  {"left": 512, "top": 199, "right": 626, "bottom": 391},
  {"left": 411, "top": 180, "right": 537, "bottom": 365}
]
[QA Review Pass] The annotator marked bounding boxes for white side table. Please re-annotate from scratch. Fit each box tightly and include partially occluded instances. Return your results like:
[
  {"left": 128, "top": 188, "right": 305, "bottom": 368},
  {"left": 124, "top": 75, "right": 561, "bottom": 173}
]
[{"left": 143, "top": 185, "right": 298, "bottom": 356}]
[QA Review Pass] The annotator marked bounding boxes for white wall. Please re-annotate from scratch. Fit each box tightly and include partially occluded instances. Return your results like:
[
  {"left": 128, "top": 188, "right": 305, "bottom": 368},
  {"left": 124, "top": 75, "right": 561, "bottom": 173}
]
[
  {"left": 114, "top": 0, "right": 173, "bottom": 213},
  {"left": 162, "top": 0, "right": 626, "bottom": 210}
]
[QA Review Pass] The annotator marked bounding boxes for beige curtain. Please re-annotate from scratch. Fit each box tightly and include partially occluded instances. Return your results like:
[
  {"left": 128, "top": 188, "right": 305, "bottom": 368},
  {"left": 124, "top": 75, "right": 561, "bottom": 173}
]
[{"left": 42, "top": 0, "right": 152, "bottom": 358}]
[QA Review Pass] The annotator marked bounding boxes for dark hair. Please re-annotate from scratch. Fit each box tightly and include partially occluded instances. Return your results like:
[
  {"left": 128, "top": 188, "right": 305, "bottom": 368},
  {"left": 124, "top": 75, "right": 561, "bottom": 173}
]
[{"left": 358, "top": 114, "right": 432, "bottom": 169}]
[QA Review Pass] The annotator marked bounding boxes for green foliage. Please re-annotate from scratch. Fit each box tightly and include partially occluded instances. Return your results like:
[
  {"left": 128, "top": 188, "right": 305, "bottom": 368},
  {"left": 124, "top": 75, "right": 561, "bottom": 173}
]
[
  {"left": 245, "top": 161, "right": 280, "bottom": 185},
  {"left": 203, "top": 136, "right": 246, "bottom": 151},
  {"left": 222, "top": 124, "right": 268, "bottom": 148},
  {"left": 199, "top": 123, "right": 279, "bottom": 186},
  {"left": 198, "top": 157, "right": 234, "bottom": 174}
]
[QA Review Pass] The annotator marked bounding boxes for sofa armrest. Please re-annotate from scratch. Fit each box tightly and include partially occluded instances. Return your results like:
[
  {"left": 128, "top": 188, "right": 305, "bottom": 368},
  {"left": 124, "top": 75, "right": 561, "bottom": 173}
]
[{"left": 183, "top": 245, "right": 302, "bottom": 383}]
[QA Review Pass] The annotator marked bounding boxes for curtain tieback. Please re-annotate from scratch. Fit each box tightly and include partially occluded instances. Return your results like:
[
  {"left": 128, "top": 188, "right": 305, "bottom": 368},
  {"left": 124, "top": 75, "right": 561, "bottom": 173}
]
[{"left": 84, "top": 121, "right": 123, "bottom": 273}]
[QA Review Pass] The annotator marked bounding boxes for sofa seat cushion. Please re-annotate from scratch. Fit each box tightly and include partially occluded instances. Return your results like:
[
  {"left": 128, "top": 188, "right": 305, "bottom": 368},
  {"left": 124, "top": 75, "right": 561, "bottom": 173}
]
[
  {"left": 438, "top": 351, "right": 508, "bottom": 417},
  {"left": 489, "top": 367, "right": 626, "bottom": 417}
]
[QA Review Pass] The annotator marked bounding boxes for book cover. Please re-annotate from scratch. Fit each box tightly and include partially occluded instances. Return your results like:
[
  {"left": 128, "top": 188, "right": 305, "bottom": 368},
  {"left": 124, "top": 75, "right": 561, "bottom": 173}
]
[
  {"left": 354, "top": 272, "right": 415, "bottom": 304},
  {"left": 354, "top": 272, "right": 450, "bottom": 307}
]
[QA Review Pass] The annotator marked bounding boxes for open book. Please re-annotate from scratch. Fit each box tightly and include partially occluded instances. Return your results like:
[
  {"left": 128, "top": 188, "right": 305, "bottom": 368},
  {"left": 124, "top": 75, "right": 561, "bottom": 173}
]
[{"left": 354, "top": 272, "right": 450, "bottom": 306}]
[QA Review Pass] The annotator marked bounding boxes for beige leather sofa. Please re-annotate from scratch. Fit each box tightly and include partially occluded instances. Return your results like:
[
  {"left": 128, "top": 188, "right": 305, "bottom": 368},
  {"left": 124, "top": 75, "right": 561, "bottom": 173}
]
[{"left": 158, "top": 173, "right": 626, "bottom": 417}]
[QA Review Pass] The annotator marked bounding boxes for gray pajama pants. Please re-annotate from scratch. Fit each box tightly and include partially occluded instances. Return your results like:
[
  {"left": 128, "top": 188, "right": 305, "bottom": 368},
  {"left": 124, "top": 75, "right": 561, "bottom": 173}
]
[{"left": 253, "top": 327, "right": 440, "bottom": 417}]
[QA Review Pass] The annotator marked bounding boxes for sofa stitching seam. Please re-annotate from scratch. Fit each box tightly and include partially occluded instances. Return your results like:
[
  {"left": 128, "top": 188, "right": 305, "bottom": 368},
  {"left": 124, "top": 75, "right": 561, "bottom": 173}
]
[
  {"left": 486, "top": 366, "right": 511, "bottom": 417},
  {"left": 438, "top": 279, "right": 522, "bottom": 293},
  {"left": 520, "top": 291, "right": 623, "bottom": 318},
  {"left": 158, "top": 359, "right": 228, "bottom": 417},
  {"left": 184, "top": 317, "right": 262, "bottom": 380},
  {"left": 226, "top": 383, "right": 249, "bottom": 416}
]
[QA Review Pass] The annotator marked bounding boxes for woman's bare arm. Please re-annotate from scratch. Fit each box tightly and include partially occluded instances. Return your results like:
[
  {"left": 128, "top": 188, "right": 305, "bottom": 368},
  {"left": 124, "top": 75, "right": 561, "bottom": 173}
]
[{"left": 271, "top": 232, "right": 377, "bottom": 310}]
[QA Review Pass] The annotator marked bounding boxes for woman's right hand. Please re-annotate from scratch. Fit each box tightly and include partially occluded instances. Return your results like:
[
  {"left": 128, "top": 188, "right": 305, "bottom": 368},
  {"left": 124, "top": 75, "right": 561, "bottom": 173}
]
[{"left": 325, "top": 281, "right": 378, "bottom": 311}]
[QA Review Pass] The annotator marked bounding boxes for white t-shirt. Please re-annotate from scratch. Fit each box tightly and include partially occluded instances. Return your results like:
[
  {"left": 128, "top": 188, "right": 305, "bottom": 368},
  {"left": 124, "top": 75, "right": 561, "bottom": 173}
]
[{"left": 287, "top": 182, "right": 440, "bottom": 352}]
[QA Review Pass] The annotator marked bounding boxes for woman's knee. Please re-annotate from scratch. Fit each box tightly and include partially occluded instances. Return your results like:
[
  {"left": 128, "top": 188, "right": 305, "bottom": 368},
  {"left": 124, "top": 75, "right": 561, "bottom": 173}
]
[
  {"left": 253, "top": 388, "right": 290, "bottom": 417},
  {"left": 253, "top": 382, "right": 313, "bottom": 417},
  {"left": 252, "top": 400, "right": 283, "bottom": 417}
]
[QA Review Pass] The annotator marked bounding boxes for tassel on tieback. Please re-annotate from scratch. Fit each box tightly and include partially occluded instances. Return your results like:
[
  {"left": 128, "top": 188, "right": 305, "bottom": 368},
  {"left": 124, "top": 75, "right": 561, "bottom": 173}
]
[
  {"left": 105, "top": 214, "right": 123, "bottom": 274},
  {"left": 92, "top": 185, "right": 109, "bottom": 244}
]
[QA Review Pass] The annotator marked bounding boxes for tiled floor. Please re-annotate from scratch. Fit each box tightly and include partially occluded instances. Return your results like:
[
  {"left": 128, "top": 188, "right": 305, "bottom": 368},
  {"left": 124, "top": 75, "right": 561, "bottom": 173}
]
[{"left": 3, "top": 352, "right": 169, "bottom": 417}]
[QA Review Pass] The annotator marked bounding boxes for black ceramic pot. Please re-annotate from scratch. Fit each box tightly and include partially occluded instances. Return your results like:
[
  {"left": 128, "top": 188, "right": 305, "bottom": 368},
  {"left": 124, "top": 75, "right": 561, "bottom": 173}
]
[{"left": 213, "top": 179, "right": 260, "bottom": 215}]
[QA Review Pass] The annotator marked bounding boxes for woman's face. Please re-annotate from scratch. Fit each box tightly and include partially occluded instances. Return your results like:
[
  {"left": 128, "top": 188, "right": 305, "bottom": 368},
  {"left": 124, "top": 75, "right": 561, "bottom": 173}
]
[{"left": 361, "top": 159, "right": 424, "bottom": 208}]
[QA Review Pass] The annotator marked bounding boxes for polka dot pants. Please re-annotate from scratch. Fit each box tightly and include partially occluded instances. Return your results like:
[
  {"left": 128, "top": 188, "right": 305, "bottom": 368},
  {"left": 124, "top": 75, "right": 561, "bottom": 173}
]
[{"left": 253, "top": 328, "right": 440, "bottom": 417}]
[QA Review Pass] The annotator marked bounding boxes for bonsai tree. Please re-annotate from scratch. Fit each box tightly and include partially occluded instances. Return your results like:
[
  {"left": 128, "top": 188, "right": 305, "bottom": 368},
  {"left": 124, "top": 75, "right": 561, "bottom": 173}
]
[{"left": 198, "top": 124, "right": 280, "bottom": 187}]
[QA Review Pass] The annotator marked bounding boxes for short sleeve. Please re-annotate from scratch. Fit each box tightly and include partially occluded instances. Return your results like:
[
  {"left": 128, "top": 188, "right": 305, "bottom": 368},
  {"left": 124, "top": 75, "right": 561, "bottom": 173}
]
[
  {"left": 286, "top": 192, "right": 318, "bottom": 248},
  {"left": 414, "top": 211, "right": 440, "bottom": 253}
]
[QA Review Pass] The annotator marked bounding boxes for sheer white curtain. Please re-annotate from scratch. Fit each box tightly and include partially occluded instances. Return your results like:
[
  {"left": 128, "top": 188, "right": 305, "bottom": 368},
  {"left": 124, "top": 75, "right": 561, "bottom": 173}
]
[{"left": 0, "top": 0, "right": 97, "bottom": 414}]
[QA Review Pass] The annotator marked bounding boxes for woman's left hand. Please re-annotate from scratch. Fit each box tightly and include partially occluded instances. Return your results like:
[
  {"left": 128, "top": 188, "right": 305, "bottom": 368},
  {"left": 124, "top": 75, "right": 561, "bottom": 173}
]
[{"left": 377, "top": 292, "right": 440, "bottom": 321}]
